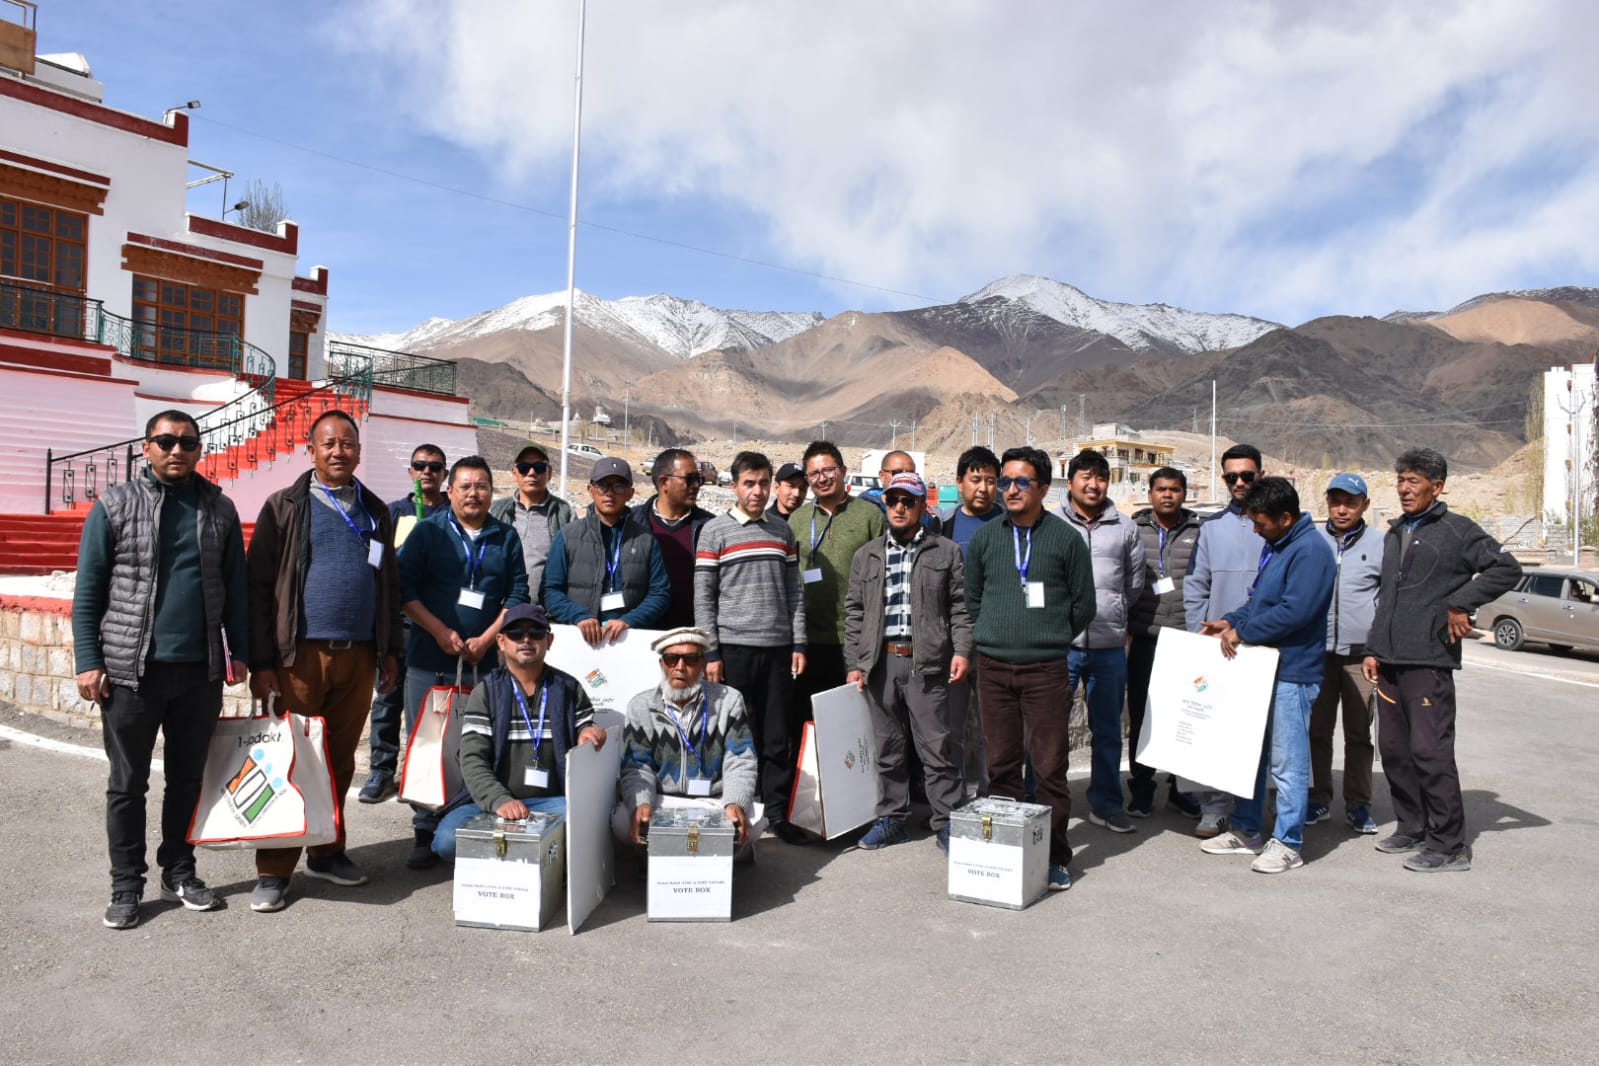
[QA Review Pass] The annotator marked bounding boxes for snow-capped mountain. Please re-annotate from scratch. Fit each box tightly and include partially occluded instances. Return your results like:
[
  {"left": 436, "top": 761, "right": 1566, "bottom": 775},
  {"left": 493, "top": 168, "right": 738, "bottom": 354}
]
[
  {"left": 335, "top": 290, "right": 822, "bottom": 360},
  {"left": 960, "top": 274, "right": 1280, "bottom": 354}
]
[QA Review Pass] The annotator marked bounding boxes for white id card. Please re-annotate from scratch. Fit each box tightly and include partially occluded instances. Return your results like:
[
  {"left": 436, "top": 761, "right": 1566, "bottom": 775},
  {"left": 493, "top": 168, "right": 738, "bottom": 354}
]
[
  {"left": 803, "top": 568, "right": 823, "bottom": 584},
  {"left": 458, "top": 587, "right": 485, "bottom": 610},
  {"left": 1026, "top": 583, "right": 1046, "bottom": 609},
  {"left": 600, "top": 591, "right": 626, "bottom": 612},
  {"left": 1152, "top": 576, "right": 1175, "bottom": 595},
  {"left": 366, "top": 540, "right": 384, "bottom": 569},
  {"left": 524, "top": 767, "right": 550, "bottom": 788},
  {"left": 687, "top": 777, "right": 712, "bottom": 797}
]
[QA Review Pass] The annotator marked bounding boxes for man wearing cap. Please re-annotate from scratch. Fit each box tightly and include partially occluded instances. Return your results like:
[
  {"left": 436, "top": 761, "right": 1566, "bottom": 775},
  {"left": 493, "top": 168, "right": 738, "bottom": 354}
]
[
  {"left": 426, "top": 604, "right": 608, "bottom": 861},
  {"left": 694, "top": 450, "right": 810, "bottom": 846},
  {"left": 636, "top": 448, "right": 716, "bottom": 630},
  {"left": 490, "top": 443, "right": 575, "bottom": 607},
  {"left": 612, "top": 627, "right": 765, "bottom": 858},
  {"left": 767, "top": 462, "right": 808, "bottom": 523},
  {"left": 844, "top": 472, "right": 970, "bottom": 851},
  {"left": 1308, "top": 473, "right": 1385, "bottom": 835},
  {"left": 543, "top": 456, "right": 670, "bottom": 647}
]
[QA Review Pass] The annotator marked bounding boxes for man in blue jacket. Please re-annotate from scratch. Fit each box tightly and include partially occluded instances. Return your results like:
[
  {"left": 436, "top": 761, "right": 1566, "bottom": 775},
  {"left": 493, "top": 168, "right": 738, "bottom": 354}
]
[{"left": 1200, "top": 477, "right": 1335, "bottom": 874}]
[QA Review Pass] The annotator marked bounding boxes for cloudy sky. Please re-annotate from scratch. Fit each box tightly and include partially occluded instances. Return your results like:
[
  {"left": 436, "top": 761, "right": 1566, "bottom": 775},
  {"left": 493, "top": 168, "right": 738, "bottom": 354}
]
[{"left": 35, "top": 0, "right": 1599, "bottom": 333}]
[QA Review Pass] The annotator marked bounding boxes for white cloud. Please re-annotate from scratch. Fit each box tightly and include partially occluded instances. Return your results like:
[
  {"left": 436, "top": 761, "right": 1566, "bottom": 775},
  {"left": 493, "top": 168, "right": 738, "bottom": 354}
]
[{"left": 338, "top": 0, "right": 1599, "bottom": 321}]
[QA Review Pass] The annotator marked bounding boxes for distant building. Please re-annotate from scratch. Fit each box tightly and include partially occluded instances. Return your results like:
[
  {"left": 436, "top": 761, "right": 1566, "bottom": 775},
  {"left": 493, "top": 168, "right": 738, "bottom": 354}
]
[
  {"left": 1058, "top": 423, "right": 1176, "bottom": 490},
  {"left": 1542, "top": 361, "right": 1597, "bottom": 524}
]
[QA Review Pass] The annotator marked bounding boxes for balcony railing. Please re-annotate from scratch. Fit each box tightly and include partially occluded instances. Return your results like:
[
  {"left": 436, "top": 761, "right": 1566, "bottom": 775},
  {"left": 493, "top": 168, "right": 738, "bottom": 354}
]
[
  {"left": 0, "top": 278, "right": 102, "bottom": 341},
  {"left": 327, "top": 339, "right": 456, "bottom": 396}
]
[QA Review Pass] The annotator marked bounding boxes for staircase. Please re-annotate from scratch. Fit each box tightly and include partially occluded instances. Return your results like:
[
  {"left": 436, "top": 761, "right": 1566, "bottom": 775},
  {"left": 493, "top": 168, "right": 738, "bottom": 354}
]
[{"left": 0, "top": 378, "right": 369, "bottom": 575}]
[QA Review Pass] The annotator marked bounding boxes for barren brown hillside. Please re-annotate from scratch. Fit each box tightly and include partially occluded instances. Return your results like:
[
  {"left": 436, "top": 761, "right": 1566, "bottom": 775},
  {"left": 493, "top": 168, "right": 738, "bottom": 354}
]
[{"left": 1430, "top": 297, "right": 1599, "bottom": 350}]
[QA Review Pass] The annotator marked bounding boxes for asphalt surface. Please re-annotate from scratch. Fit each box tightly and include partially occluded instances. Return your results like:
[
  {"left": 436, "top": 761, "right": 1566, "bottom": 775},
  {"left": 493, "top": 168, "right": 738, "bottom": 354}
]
[{"left": 1, "top": 637, "right": 1595, "bottom": 1065}]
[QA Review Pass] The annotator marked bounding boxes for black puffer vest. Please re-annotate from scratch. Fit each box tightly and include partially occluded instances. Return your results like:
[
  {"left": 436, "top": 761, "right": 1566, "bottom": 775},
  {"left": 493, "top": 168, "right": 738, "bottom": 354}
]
[{"left": 560, "top": 511, "right": 656, "bottom": 616}]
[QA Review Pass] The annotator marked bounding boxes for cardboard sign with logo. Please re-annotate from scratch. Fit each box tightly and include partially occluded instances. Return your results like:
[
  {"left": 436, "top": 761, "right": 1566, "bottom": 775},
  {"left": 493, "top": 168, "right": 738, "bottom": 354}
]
[
  {"left": 788, "top": 683, "right": 878, "bottom": 839},
  {"left": 545, "top": 625, "right": 666, "bottom": 714},
  {"left": 1134, "top": 627, "right": 1279, "bottom": 798}
]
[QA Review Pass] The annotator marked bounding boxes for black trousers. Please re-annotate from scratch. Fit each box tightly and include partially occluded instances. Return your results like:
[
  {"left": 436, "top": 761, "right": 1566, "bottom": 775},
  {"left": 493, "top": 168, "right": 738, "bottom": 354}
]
[
  {"left": 102, "top": 661, "right": 222, "bottom": 892},
  {"left": 720, "top": 644, "right": 797, "bottom": 822},
  {"left": 1125, "top": 635, "right": 1185, "bottom": 805},
  {"left": 1375, "top": 664, "right": 1465, "bottom": 855}
]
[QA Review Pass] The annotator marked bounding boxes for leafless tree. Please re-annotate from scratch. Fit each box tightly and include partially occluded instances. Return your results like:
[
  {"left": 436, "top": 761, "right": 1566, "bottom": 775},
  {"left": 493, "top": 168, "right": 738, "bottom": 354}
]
[{"left": 237, "top": 179, "right": 289, "bottom": 233}]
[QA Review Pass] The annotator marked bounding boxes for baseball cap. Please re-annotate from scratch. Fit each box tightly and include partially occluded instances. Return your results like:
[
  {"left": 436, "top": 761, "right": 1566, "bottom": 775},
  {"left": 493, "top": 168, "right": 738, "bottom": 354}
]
[
  {"left": 515, "top": 443, "right": 550, "bottom": 463},
  {"left": 885, "top": 472, "right": 927, "bottom": 497},
  {"left": 501, "top": 603, "right": 551, "bottom": 634},
  {"left": 589, "top": 456, "right": 633, "bottom": 484},
  {"left": 1327, "top": 473, "right": 1368, "bottom": 497},
  {"left": 775, "top": 462, "right": 804, "bottom": 482}
]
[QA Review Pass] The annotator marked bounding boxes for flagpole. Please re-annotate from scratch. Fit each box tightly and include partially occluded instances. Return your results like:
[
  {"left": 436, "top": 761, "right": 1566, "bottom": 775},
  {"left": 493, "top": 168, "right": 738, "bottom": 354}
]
[{"left": 557, "top": 0, "right": 587, "bottom": 499}]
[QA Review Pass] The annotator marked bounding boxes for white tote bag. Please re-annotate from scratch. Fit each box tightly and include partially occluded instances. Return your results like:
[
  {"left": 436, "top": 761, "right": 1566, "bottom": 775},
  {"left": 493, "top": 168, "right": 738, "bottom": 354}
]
[
  {"left": 187, "top": 698, "right": 340, "bottom": 850},
  {"left": 399, "top": 664, "right": 472, "bottom": 811}
]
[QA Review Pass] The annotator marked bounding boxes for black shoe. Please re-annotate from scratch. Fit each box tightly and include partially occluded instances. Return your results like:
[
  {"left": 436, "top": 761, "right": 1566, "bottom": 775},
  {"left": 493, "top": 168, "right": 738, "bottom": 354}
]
[
  {"left": 160, "top": 870, "right": 221, "bottom": 911},
  {"left": 1126, "top": 795, "right": 1154, "bottom": 819},
  {"left": 406, "top": 829, "right": 440, "bottom": 869},
  {"left": 1375, "top": 832, "right": 1425, "bottom": 854},
  {"left": 358, "top": 772, "right": 396, "bottom": 804},
  {"left": 102, "top": 890, "right": 141, "bottom": 930},
  {"left": 770, "top": 821, "right": 813, "bottom": 846},
  {"left": 1167, "top": 783, "right": 1202, "bottom": 818},
  {"left": 305, "top": 852, "right": 370, "bottom": 885}
]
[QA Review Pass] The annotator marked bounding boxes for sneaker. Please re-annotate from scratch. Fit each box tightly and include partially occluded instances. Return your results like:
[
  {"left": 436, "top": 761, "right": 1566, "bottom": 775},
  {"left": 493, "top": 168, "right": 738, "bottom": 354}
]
[
  {"left": 357, "top": 772, "right": 396, "bottom": 804},
  {"left": 1375, "top": 832, "right": 1425, "bottom": 854},
  {"left": 159, "top": 871, "right": 221, "bottom": 912},
  {"left": 1404, "top": 848, "right": 1471, "bottom": 873},
  {"left": 406, "top": 829, "right": 439, "bottom": 870},
  {"left": 1088, "top": 809, "right": 1136, "bottom": 834},
  {"left": 1251, "top": 838, "right": 1304, "bottom": 874},
  {"left": 102, "top": 890, "right": 141, "bottom": 930},
  {"left": 305, "top": 852, "right": 369, "bottom": 886},
  {"left": 1167, "top": 785, "right": 1202, "bottom": 818},
  {"left": 1305, "top": 803, "right": 1331, "bottom": 825},
  {"left": 1194, "top": 813, "right": 1228, "bottom": 839},
  {"left": 771, "top": 820, "right": 813, "bottom": 846},
  {"left": 1126, "top": 795, "right": 1154, "bottom": 819},
  {"left": 1047, "top": 864, "right": 1072, "bottom": 891},
  {"left": 1345, "top": 806, "right": 1378, "bottom": 834},
  {"left": 935, "top": 827, "right": 949, "bottom": 853},
  {"left": 1200, "top": 828, "right": 1264, "bottom": 855},
  {"left": 858, "top": 817, "right": 909, "bottom": 850},
  {"left": 250, "top": 877, "right": 289, "bottom": 913}
]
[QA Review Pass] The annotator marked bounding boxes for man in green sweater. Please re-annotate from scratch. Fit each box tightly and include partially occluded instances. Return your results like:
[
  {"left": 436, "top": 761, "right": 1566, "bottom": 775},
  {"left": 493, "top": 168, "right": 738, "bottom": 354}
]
[{"left": 965, "top": 446, "right": 1095, "bottom": 892}]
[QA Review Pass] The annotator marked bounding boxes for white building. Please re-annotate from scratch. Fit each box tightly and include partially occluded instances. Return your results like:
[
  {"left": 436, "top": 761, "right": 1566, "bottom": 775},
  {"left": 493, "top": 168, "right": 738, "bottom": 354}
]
[{"left": 1541, "top": 361, "right": 1597, "bottom": 525}]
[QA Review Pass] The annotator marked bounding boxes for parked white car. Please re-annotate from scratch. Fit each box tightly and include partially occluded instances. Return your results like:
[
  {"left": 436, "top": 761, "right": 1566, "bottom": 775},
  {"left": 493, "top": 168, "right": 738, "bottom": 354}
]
[{"left": 566, "top": 442, "right": 603, "bottom": 460}]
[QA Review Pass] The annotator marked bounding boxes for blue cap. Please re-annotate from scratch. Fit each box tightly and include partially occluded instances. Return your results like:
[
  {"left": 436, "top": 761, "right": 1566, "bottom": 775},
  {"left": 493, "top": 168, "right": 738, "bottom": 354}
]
[{"left": 1327, "top": 473, "right": 1368, "bottom": 497}]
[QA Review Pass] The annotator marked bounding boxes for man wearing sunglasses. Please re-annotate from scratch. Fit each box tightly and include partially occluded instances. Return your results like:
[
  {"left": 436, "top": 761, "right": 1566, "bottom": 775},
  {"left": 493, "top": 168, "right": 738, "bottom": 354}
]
[
  {"left": 965, "top": 447, "right": 1096, "bottom": 892},
  {"left": 612, "top": 627, "right": 764, "bottom": 860},
  {"left": 1182, "top": 442, "right": 1268, "bottom": 838},
  {"left": 489, "top": 443, "right": 574, "bottom": 607},
  {"left": 75, "top": 410, "right": 249, "bottom": 929},
  {"left": 361, "top": 443, "right": 451, "bottom": 804},
  {"left": 426, "top": 604, "right": 608, "bottom": 861},
  {"left": 635, "top": 448, "right": 716, "bottom": 629}
]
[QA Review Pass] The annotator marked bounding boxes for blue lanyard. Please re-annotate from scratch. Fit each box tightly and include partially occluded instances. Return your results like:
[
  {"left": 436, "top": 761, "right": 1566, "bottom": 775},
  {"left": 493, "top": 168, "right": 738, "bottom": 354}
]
[
  {"left": 1156, "top": 523, "right": 1169, "bottom": 576},
  {"left": 450, "top": 515, "right": 485, "bottom": 589},
  {"left": 318, "top": 481, "right": 372, "bottom": 542},
  {"left": 1012, "top": 523, "right": 1033, "bottom": 591},
  {"left": 603, "top": 523, "right": 625, "bottom": 592},
  {"left": 808, "top": 504, "right": 836, "bottom": 557},
  {"left": 511, "top": 680, "right": 549, "bottom": 753},
  {"left": 667, "top": 694, "right": 709, "bottom": 776},
  {"left": 1249, "top": 542, "right": 1276, "bottom": 598}
]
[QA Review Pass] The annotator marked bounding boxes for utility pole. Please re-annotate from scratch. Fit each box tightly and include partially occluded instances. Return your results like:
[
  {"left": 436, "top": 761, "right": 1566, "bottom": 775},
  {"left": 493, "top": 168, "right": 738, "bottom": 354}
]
[
  {"left": 622, "top": 379, "right": 631, "bottom": 450},
  {"left": 556, "top": 0, "right": 588, "bottom": 498},
  {"left": 910, "top": 420, "right": 917, "bottom": 451},
  {"left": 889, "top": 419, "right": 902, "bottom": 448},
  {"left": 971, "top": 415, "right": 979, "bottom": 447},
  {"left": 1078, "top": 394, "right": 1087, "bottom": 438},
  {"left": 1210, "top": 379, "right": 1218, "bottom": 504},
  {"left": 821, "top": 420, "right": 829, "bottom": 440},
  {"left": 1060, "top": 405, "right": 1068, "bottom": 441},
  {"left": 988, "top": 413, "right": 996, "bottom": 449}
]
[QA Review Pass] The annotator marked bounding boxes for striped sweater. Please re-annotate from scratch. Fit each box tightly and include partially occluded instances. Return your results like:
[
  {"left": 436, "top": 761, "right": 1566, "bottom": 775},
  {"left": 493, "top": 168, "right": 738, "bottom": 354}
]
[
  {"left": 620, "top": 682, "right": 758, "bottom": 814},
  {"left": 693, "top": 509, "right": 807, "bottom": 659}
]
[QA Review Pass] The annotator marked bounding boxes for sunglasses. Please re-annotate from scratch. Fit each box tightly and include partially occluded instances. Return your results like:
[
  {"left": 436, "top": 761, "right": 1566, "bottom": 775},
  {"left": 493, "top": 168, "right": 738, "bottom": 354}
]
[
  {"left": 411, "top": 460, "right": 445, "bottom": 474},
  {"left": 148, "top": 434, "right": 201, "bottom": 453},
  {"left": 884, "top": 495, "right": 920, "bottom": 510},
  {"left": 591, "top": 480, "right": 630, "bottom": 495},
  {"left": 514, "top": 461, "right": 551, "bottom": 476},
  {"left": 502, "top": 627, "right": 548, "bottom": 642},
  {"left": 1222, "top": 471, "right": 1259, "bottom": 486},
  {"left": 996, "top": 476, "right": 1037, "bottom": 492},
  {"left": 660, "top": 652, "right": 705, "bottom": 667}
]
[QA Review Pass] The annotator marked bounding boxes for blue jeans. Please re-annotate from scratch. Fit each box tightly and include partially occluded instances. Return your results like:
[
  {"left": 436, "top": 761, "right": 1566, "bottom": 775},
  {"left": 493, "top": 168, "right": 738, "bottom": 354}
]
[
  {"left": 1069, "top": 646, "right": 1129, "bottom": 817},
  {"left": 1231, "top": 680, "right": 1318, "bottom": 850},
  {"left": 431, "top": 798, "right": 568, "bottom": 861}
]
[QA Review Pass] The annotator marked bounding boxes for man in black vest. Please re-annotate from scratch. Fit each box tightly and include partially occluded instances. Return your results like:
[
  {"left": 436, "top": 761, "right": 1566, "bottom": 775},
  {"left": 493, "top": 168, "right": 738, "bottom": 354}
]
[
  {"left": 73, "top": 409, "right": 249, "bottom": 930},
  {"left": 542, "top": 456, "right": 670, "bottom": 645}
]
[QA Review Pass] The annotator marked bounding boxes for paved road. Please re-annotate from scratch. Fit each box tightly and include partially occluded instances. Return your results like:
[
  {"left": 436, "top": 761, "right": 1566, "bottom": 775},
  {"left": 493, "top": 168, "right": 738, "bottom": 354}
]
[{"left": 1, "top": 639, "right": 1595, "bottom": 1064}]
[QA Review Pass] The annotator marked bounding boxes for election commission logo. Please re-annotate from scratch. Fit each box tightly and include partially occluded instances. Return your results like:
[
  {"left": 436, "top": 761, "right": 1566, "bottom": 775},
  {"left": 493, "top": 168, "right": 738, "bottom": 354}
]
[
  {"left": 584, "top": 668, "right": 608, "bottom": 690},
  {"left": 225, "top": 745, "right": 285, "bottom": 826},
  {"left": 1193, "top": 676, "right": 1209, "bottom": 693}
]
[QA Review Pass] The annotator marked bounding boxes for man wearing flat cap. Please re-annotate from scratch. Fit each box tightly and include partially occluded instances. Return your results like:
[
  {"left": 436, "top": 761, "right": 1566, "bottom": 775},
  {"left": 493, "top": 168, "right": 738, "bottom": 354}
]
[{"left": 611, "top": 627, "right": 766, "bottom": 857}]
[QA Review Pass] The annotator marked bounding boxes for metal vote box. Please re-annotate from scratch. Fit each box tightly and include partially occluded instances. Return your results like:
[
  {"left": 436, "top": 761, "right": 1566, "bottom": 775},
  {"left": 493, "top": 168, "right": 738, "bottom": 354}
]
[
  {"left": 453, "top": 811, "right": 566, "bottom": 932},
  {"left": 647, "top": 805, "right": 735, "bottom": 922},
  {"left": 947, "top": 797, "right": 1051, "bottom": 910}
]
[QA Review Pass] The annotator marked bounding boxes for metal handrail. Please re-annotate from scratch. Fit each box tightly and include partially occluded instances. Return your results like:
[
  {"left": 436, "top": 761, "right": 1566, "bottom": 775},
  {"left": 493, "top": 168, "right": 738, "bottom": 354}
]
[
  {"left": 0, "top": 279, "right": 102, "bottom": 341},
  {"left": 327, "top": 338, "right": 456, "bottom": 396},
  {"left": 94, "top": 305, "right": 277, "bottom": 379}
]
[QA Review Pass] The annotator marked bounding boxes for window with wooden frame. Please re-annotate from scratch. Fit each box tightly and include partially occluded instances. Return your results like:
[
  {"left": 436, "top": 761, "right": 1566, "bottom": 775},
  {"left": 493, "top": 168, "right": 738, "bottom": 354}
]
[
  {"left": 131, "top": 275, "right": 244, "bottom": 368},
  {"left": 288, "top": 328, "right": 308, "bottom": 380},
  {"left": 0, "top": 196, "right": 88, "bottom": 337}
]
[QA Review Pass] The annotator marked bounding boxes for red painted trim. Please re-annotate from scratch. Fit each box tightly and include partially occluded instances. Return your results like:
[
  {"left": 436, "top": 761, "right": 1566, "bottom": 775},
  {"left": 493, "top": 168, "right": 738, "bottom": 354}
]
[
  {"left": 0, "top": 148, "right": 110, "bottom": 187},
  {"left": 0, "top": 78, "right": 187, "bottom": 146},
  {"left": 133, "top": 391, "right": 225, "bottom": 407},
  {"left": 0, "top": 338, "right": 111, "bottom": 376},
  {"left": 0, "top": 360, "right": 139, "bottom": 386},
  {"left": 292, "top": 266, "right": 329, "bottom": 294},
  {"left": 0, "top": 595, "right": 73, "bottom": 616},
  {"left": 290, "top": 299, "right": 323, "bottom": 313},
  {"left": 125, "top": 233, "right": 264, "bottom": 270},
  {"left": 187, "top": 215, "right": 299, "bottom": 255}
]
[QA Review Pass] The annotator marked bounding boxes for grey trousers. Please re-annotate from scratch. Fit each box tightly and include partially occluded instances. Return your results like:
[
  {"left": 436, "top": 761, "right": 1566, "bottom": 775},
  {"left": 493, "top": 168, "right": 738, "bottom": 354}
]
[
  {"left": 945, "top": 668, "right": 989, "bottom": 798},
  {"left": 866, "top": 653, "right": 964, "bottom": 830}
]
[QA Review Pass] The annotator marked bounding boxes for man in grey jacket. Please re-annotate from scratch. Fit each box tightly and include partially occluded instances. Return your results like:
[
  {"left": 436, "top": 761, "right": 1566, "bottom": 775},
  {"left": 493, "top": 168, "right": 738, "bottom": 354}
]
[
  {"left": 1309, "top": 473, "right": 1385, "bottom": 834},
  {"left": 844, "top": 473, "right": 972, "bottom": 851},
  {"left": 1182, "top": 442, "right": 1267, "bottom": 837},
  {"left": 1060, "top": 450, "right": 1144, "bottom": 833},
  {"left": 489, "top": 443, "right": 574, "bottom": 604},
  {"left": 1362, "top": 449, "right": 1521, "bottom": 872}
]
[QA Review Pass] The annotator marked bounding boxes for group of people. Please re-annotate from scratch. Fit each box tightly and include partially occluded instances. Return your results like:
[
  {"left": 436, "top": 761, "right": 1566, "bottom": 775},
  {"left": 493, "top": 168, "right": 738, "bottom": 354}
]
[{"left": 75, "top": 407, "right": 1520, "bottom": 930}]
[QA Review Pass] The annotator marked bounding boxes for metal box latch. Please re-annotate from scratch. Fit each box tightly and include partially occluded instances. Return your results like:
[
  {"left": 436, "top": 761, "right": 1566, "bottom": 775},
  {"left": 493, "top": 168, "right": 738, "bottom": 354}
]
[
  {"left": 687, "top": 825, "right": 700, "bottom": 855},
  {"left": 982, "top": 813, "right": 993, "bottom": 841},
  {"left": 494, "top": 829, "right": 507, "bottom": 858}
]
